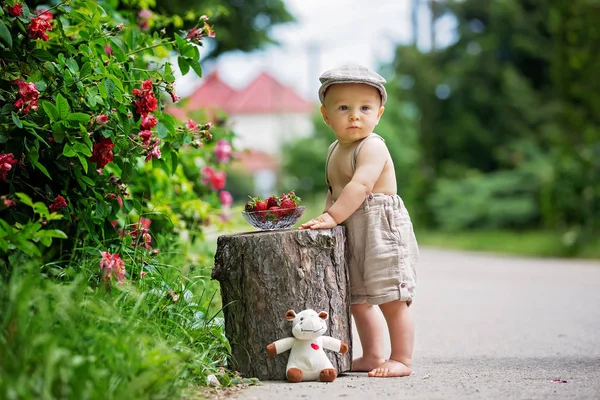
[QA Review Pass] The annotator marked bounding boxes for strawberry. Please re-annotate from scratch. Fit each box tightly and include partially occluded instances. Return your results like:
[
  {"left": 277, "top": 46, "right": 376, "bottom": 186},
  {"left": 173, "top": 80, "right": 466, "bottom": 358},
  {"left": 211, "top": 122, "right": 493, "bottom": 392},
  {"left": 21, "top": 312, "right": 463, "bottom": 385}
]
[
  {"left": 279, "top": 191, "right": 301, "bottom": 216},
  {"left": 253, "top": 200, "right": 267, "bottom": 212},
  {"left": 279, "top": 198, "right": 296, "bottom": 215},
  {"left": 266, "top": 195, "right": 279, "bottom": 209},
  {"left": 267, "top": 206, "right": 282, "bottom": 222}
]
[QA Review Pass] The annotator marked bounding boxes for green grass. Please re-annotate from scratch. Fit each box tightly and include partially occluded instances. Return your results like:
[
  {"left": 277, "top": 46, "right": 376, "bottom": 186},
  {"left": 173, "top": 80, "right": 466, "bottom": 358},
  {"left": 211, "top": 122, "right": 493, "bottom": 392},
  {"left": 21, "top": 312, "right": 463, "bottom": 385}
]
[{"left": 417, "top": 229, "right": 600, "bottom": 259}]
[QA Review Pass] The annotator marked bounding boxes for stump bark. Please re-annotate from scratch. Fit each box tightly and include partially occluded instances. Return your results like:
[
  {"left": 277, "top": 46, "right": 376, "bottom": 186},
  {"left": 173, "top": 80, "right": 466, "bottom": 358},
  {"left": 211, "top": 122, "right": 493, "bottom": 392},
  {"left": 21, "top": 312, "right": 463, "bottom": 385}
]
[{"left": 211, "top": 226, "right": 351, "bottom": 380}]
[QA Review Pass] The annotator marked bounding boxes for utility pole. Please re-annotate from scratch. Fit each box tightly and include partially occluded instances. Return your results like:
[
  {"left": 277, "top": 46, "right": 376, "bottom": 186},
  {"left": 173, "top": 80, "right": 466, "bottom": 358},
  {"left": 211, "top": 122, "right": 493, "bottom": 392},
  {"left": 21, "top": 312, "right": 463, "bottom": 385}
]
[
  {"left": 306, "top": 41, "right": 321, "bottom": 99},
  {"left": 412, "top": 0, "right": 419, "bottom": 47}
]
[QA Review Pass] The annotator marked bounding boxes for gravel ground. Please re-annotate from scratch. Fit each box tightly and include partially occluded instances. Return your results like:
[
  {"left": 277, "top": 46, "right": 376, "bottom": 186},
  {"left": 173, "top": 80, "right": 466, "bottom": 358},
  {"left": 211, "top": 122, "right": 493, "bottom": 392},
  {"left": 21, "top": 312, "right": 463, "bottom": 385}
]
[{"left": 223, "top": 248, "right": 600, "bottom": 400}]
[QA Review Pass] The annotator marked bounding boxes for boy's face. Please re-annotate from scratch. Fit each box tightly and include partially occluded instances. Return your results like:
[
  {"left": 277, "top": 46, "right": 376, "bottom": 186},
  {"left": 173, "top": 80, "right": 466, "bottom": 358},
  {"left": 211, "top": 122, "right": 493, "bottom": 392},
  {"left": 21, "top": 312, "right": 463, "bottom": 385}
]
[{"left": 320, "top": 83, "right": 385, "bottom": 144}]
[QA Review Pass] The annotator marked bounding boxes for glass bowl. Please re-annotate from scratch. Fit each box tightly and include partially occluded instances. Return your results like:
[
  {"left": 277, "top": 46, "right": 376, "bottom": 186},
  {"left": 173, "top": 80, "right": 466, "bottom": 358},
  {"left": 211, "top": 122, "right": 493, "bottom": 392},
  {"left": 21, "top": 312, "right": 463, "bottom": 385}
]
[{"left": 242, "top": 206, "right": 306, "bottom": 230}]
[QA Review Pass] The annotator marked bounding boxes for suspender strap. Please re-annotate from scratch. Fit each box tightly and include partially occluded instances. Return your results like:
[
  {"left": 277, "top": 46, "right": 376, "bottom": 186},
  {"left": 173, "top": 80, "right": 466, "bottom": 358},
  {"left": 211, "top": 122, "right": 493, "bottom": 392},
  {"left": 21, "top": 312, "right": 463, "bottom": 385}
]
[
  {"left": 325, "top": 140, "right": 339, "bottom": 193},
  {"left": 350, "top": 133, "right": 385, "bottom": 172}
]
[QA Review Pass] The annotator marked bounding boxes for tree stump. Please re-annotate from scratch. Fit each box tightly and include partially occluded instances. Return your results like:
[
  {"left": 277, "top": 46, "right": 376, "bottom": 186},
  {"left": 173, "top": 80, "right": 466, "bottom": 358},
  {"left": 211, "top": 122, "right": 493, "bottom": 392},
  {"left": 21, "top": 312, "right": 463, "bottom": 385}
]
[{"left": 211, "top": 226, "right": 351, "bottom": 380}]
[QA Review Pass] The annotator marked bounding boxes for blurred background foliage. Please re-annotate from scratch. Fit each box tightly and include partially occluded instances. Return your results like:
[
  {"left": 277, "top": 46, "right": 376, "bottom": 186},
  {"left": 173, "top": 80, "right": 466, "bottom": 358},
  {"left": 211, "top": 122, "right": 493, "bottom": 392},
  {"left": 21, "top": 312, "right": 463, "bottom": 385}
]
[{"left": 282, "top": 0, "right": 599, "bottom": 257}]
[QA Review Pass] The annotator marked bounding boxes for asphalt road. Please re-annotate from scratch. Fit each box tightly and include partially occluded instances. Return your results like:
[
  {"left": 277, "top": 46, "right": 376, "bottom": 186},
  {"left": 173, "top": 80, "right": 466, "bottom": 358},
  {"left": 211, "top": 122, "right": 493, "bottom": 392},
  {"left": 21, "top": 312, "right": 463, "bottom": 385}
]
[{"left": 231, "top": 248, "right": 600, "bottom": 399}]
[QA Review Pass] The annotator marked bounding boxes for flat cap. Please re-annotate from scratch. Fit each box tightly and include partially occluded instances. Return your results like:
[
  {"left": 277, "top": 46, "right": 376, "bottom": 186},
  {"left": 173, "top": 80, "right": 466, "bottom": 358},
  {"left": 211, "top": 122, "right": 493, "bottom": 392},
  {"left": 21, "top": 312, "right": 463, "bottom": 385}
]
[{"left": 318, "top": 65, "right": 387, "bottom": 105}]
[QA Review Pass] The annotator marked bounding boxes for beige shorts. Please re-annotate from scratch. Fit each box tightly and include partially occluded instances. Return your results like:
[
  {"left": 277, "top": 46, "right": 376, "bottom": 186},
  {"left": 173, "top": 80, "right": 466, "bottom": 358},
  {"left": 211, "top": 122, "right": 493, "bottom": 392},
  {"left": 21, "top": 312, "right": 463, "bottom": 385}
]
[{"left": 343, "top": 194, "right": 419, "bottom": 306}]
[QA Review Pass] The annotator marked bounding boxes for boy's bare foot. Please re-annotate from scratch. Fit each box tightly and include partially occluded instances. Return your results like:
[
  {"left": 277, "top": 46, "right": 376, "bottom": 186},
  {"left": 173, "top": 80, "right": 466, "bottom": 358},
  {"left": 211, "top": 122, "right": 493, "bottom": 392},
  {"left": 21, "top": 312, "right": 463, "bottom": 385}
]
[
  {"left": 351, "top": 356, "right": 386, "bottom": 372},
  {"left": 368, "top": 359, "right": 412, "bottom": 377}
]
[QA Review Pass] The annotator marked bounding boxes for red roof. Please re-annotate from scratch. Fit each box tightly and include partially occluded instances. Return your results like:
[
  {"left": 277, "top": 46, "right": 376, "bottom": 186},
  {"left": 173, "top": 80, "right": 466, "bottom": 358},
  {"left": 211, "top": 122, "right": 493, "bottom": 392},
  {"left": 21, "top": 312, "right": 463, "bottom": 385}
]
[
  {"left": 225, "top": 72, "right": 313, "bottom": 114},
  {"left": 185, "top": 71, "right": 313, "bottom": 115},
  {"left": 187, "top": 71, "right": 237, "bottom": 111}
]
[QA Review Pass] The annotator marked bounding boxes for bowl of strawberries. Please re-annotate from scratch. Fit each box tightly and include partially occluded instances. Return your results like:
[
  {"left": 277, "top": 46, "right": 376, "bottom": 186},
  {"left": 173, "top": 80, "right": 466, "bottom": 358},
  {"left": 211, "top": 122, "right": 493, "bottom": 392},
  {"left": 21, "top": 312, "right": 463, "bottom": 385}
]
[{"left": 242, "top": 191, "right": 305, "bottom": 230}]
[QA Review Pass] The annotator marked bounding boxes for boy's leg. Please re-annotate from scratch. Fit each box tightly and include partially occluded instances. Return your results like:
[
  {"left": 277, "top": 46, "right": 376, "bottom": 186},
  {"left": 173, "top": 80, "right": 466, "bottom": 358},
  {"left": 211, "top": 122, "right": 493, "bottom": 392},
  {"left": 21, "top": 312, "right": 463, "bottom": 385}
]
[
  {"left": 351, "top": 303, "right": 386, "bottom": 371},
  {"left": 368, "top": 300, "right": 413, "bottom": 377}
]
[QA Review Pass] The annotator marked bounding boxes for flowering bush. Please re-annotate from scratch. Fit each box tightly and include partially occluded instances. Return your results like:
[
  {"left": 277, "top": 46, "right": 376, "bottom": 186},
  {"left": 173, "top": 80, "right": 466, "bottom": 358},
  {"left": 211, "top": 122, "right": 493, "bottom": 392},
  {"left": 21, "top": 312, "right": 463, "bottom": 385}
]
[{"left": 0, "top": 0, "right": 231, "bottom": 270}]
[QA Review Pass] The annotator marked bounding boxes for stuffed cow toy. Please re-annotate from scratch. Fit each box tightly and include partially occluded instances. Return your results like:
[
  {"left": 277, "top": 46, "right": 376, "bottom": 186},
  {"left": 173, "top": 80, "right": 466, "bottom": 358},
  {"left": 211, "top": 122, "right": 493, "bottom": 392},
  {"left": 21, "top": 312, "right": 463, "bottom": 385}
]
[{"left": 266, "top": 309, "right": 349, "bottom": 383}]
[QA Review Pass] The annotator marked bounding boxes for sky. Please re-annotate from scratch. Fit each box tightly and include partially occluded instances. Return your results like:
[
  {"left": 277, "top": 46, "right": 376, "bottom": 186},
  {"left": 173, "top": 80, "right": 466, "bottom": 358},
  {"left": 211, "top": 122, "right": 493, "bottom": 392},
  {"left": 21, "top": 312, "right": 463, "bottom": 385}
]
[{"left": 176, "top": 0, "right": 456, "bottom": 102}]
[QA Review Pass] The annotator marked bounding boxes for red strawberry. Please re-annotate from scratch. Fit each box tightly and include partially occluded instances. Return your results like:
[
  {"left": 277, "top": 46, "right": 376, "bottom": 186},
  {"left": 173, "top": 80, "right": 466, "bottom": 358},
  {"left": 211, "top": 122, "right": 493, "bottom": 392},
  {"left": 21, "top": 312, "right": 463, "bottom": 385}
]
[
  {"left": 253, "top": 200, "right": 267, "bottom": 212},
  {"left": 279, "top": 198, "right": 296, "bottom": 216},
  {"left": 266, "top": 195, "right": 279, "bottom": 209},
  {"left": 267, "top": 206, "right": 282, "bottom": 222}
]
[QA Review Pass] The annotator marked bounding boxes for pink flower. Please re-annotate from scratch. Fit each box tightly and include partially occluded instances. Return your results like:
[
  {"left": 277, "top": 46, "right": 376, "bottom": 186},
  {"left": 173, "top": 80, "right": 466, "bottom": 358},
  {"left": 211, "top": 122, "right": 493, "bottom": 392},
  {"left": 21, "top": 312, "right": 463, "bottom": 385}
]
[
  {"left": 96, "top": 114, "right": 109, "bottom": 125},
  {"left": 200, "top": 15, "right": 209, "bottom": 21},
  {"left": 9, "top": 3, "right": 23, "bottom": 17},
  {"left": 185, "top": 119, "right": 198, "bottom": 131},
  {"left": 203, "top": 22, "right": 215, "bottom": 38},
  {"left": 28, "top": 17, "right": 52, "bottom": 41},
  {"left": 201, "top": 167, "right": 226, "bottom": 191},
  {"left": 99, "top": 251, "right": 126, "bottom": 285},
  {"left": 140, "top": 114, "right": 157, "bottom": 129},
  {"left": 35, "top": 8, "right": 53, "bottom": 21},
  {"left": 138, "top": 8, "right": 152, "bottom": 20},
  {"left": 0, "top": 153, "right": 18, "bottom": 181},
  {"left": 214, "top": 139, "right": 232, "bottom": 163},
  {"left": 3, "top": 198, "right": 16, "bottom": 208},
  {"left": 170, "top": 91, "right": 179, "bottom": 103},
  {"left": 144, "top": 138, "right": 161, "bottom": 162},
  {"left": 219, "top": 190, "right": 233, "bottom": 207},
  {"left": 13, "top": 80, "right": 39, "bottom": 114},
  {"left": 138, "top": 130, "right": 153, "bottom": 145},
  {"left": 49, "top": 195, "right": 68, "bottom": 212},
  {"left": 104, "top": 44, "right": 113, "bottom": 56},
  {"left": 116, "top": 23, "right": 124, "bottom": 31},
  {"left": 140, "top": 271, "right": 147, "bottom": 278}
]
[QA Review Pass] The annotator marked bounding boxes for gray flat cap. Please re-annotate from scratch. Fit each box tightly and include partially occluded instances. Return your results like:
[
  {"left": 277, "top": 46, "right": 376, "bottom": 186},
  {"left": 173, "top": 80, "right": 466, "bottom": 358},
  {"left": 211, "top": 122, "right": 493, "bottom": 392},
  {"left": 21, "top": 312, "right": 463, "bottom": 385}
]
[{"left": 318, "top": 65, "right": 387, "bottom": 105}]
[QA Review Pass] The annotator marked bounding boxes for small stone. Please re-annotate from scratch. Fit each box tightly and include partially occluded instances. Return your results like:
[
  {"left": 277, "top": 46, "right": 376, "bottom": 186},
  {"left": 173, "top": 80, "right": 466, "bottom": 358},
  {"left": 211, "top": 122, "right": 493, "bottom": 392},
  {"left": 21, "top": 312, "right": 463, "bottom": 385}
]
[{"left": 207, "top": 374, "right": 221, "bottom": 387}]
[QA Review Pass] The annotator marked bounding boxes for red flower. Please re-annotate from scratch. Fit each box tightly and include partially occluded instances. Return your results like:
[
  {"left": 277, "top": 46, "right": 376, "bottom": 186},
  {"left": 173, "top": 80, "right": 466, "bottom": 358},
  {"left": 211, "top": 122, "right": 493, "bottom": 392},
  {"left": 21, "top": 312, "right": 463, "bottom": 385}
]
[
  {"left": 96, "top": 114, "right": 109, "bottom": 125},
  {"left": 201, "top": 167, "right": 226, "bottom": 191},
  {"left": 141, "top": 80, "right": 153, "bottom": 91},
  {"left": 0, "top": 153, "right": 18, "bottom": 181},
  {"left": 140, "top": 114, "right": 157, "bottom": 129},
  {"left": 35, "top": 8, "right": 54, "bottom": 21},
  {"left": 90, "top": 138, "right": 114, "bottom": 169},
  {"left": 219, "top": 190, "right": 233, "bottom": 207},
  {"left": 144, "top": 138, "right": 161, "bottom": 162},
  {"left": 28, "top": 17, "right": 52, "bottom": 41},
  {"left": 185, "top": 119, "right": 198, "bottom": 131},
  {"left": 8, "top": 3, "right": 23, "bottom": 17},
  {"left": 138, "top": 130, "right": 153, "bottom": 145},
  {"left": 104, "top": 44, "right": 113, "bottom": 56},
  {"left": 13, "top": 80, "right": 39, "bottom": 114},
  {"left": 49, "top": 195, "right": 68, "bottom": 212}
]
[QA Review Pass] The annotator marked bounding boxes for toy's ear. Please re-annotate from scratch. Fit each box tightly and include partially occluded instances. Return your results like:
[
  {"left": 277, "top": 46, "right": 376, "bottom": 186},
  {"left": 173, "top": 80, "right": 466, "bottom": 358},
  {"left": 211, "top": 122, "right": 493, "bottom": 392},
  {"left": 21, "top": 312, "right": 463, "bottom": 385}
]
[
  {"left": 285, "top": 310, "right": 296, "bottom": 321},
  {"left": 318, "top": 311, "right": 328, "bottom": 320}
]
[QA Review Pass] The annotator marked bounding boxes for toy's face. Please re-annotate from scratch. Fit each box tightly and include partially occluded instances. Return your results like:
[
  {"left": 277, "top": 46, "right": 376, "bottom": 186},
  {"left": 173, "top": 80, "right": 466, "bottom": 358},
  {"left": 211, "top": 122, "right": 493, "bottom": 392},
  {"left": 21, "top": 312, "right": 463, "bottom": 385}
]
[{"left": 290, "top": 309, "right": 328, "bottom": 340}]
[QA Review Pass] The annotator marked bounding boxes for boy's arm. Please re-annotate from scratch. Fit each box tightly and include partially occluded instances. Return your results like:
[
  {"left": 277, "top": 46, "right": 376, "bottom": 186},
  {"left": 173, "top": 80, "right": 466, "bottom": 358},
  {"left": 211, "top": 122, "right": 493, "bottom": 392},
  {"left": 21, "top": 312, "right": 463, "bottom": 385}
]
[
  {"left": 300, "top": 139, "right": 388, "bottom": 229},
  {"left": 323, "top": 189, "right": 333, "bottom": 212}
]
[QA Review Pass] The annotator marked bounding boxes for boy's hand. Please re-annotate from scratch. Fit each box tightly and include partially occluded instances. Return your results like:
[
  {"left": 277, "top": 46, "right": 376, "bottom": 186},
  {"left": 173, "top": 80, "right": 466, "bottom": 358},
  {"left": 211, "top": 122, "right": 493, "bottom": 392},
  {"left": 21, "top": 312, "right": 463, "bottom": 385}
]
[{"left": 299, "top": 212, "right": 337, "bottom": 230}]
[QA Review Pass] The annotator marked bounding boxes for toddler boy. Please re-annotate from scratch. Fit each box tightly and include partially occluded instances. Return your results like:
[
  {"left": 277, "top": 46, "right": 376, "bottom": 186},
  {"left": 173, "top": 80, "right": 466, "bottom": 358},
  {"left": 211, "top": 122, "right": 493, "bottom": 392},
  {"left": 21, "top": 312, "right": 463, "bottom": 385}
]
[{"left": 300, "top": 65, "right": 419, "bottom": 377}]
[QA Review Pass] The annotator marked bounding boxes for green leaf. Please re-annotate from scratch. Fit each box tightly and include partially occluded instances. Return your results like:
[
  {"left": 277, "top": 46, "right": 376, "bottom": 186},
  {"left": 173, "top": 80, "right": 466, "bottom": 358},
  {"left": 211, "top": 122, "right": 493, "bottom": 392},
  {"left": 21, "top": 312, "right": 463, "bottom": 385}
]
[
  {"left": 66, "top": 58, "right": 79, "bottom": 75},
  {"left": 11, "top": 112, "right": 23, "bottom": 128},
  {"left": 31, "top": 160, "right": 52, "bottom": 179},
  {"left": 178, "top": 56, "right": 190, "bottom": 75},
  {"left": 80, "top": 175, "right": 94, "bottom": 186},
  {"left": 96, "top": 200, "right": 107, "bottom": 219},
  {"left": 41, "top": 100, "right": 59, "bottom": 122},
  {"left": 66, "top": 113, "right": 91, "bottom": 124},
  {"left": 37, "top": 229, "right": 68, "bottom": 239},
  {"left": 73, "top": 142, "right": 92, "bottom": 157},
  {"left": 0, "top": 20, "right": 12, "bottom": 48},
  {"left": 104, "top": 78, "right": 116, "bottom": 99},
  {"left": 189, "top": 60, "right": 203, "bottom": 78},
  {"left": 77, "top": 153, "right": 88, "bottom": 174},
  {"left": 80, "top": 62, "right": 92, "bottom": 78},
  {"left": 157, "top": 122, "right": 168, "bottom": 139},
  {"left": 63, "top": 143, "right": 77, "bottom": 157},
  {"left": 56, "top": 94, "right": 70, "bottom": 120},
  {"left": 31, "top": 49, "right": 53, "bottom": 61},
  {"left": 15, "top": 193, "right": 34, "bottom": 206}
]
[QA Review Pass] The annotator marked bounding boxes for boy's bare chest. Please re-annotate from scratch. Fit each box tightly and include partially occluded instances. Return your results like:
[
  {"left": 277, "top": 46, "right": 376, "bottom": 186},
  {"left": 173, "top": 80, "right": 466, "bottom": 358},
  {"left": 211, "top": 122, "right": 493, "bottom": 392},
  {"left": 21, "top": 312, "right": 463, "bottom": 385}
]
[{"left": 327, "top": 147, "right": 354, "bottom": 187}]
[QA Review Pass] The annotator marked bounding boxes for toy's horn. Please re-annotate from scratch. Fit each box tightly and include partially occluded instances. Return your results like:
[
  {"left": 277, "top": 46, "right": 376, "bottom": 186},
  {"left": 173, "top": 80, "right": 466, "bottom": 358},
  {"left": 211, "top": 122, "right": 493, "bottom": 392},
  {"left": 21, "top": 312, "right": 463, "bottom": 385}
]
[
  {"left": 285, "top": 310, "right": 296, "bottom": 320},
  {"left": 318, "top": 311, "right": 328, "bottom": 320}
]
